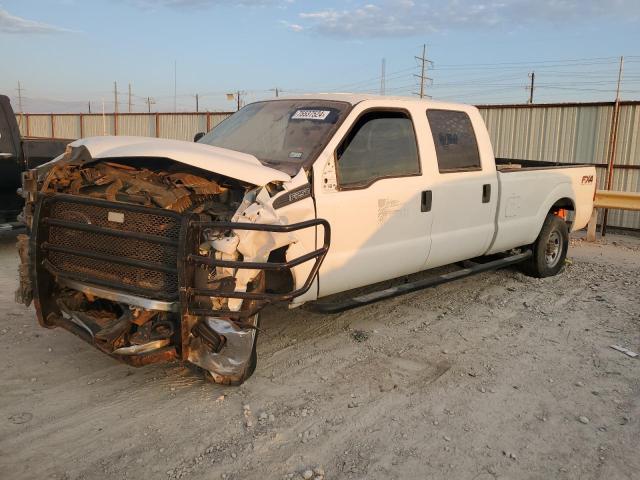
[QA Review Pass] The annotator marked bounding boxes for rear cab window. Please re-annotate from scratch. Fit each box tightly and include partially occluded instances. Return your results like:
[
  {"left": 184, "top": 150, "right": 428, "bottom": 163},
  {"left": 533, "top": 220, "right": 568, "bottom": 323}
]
[
  {"left": 336, "top": 110, "right": 420, "bottom": 189},
  {"left": 426, "top": 110, "right": 481, "bottom": 173}
]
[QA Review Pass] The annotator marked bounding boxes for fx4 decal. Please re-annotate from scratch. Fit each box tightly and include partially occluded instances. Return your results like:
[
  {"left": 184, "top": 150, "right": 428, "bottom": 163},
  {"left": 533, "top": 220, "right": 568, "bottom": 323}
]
[{"left": 581, "top": 175, "right": 594, "bottom": 185}]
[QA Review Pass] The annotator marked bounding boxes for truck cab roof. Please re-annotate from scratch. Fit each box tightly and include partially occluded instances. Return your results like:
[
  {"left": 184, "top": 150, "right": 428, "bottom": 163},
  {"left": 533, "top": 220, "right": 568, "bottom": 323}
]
[{"left": 275, "top": 92, "right": 475, "bottom": 112}]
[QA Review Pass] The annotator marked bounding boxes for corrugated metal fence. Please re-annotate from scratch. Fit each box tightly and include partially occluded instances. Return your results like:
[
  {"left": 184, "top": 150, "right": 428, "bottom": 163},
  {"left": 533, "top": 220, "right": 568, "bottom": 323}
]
[
  {"left": 15, "top": 102, "right": 640, "bottom": 229},
  {"left": 479, "top": 102, "right": 640, "bottom": 230},
  {"left": 15, "top": 112, "right": 233, "bottom": 141}
]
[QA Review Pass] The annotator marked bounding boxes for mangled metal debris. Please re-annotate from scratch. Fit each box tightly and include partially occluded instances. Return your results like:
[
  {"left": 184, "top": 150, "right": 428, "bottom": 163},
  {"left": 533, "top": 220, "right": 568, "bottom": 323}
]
[{"left": 17, "top": 144, "right": 327, "bottom": 385}]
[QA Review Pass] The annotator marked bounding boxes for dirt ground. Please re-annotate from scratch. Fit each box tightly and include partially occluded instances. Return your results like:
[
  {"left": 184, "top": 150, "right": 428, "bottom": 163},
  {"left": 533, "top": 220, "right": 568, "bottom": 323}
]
[{"left": 0, "top": 230, "right": 639, "bottom": 480}]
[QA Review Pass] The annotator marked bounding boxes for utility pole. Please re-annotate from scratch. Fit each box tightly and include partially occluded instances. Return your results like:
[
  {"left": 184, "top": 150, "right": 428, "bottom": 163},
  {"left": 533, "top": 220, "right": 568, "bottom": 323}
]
[
  {"left": 144, "top": 97, "right": 155, "bottom": 113},
  {"left": 128, "top": 83, "right": 132, "bottom": 113},
  {"left": 102, "top": 98, "right": 106, "bottom": 135},
  {"left": 380, "top": 58, "right": 386, "bottom": 95},
  {"left": 88, "top": 101, "right": 91, "bottom": 113},
  {"left": 227, "top": 91, "right": 244, "bottom": 110},
  {"left": 275, "top": 88, "right": 279, "bottom": 98},
  {"left": 113, "top": 81, "right": 118, "bottom": 114},
  {"left": 173, "top": 60, "right": 177, "bottom": 112},
  {"left": 602, "top": 55, "right": 625, "bottom": 236},
  {"left": 414, "top": 44, "right": 433, "bottom": 99},
  {"left": 527, "top": 72, "right": 535, "bottom": 104},
  {"left": 195, "top": 93, "right": 199, "bottom": 112}
]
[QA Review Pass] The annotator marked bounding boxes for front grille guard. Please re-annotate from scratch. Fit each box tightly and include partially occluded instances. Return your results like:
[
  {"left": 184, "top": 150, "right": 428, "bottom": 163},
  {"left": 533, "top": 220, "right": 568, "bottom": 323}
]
[
  {"left": 183, "top": 218, "right": 331, "bottom": 320},
  {"left": 32, "top": 194, "right": 331, "bottom": 323},
  {"left": 35, "top": 194, "right": 183, "bottom": 302}
]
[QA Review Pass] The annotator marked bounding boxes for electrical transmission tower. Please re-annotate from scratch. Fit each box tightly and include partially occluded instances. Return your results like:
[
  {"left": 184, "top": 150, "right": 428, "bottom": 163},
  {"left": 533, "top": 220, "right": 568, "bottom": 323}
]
[
  {"left": 414, "top": 44, "right": 433, "bottom": 99},
  {"left": 16, "top": 81, "right": 24, "bottom": 113}
]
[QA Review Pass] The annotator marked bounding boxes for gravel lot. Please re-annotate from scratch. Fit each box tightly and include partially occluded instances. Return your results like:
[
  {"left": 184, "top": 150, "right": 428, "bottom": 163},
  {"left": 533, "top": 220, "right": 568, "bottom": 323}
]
[{"left": 1, "top": 230, "right": 639, "bottom": 480}]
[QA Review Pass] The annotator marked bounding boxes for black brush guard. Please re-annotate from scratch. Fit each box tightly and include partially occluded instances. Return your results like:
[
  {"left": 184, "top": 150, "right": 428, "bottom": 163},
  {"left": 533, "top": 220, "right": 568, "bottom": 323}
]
[
  {"left": 183, "top": 218, "right": 330, "bottom": 320},
  {"left": 33, "top": 194, "right": 330, "bottom": 324}
]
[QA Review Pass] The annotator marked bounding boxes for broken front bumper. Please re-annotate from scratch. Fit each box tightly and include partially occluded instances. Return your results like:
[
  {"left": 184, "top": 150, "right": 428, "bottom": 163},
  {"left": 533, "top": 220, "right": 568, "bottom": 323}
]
[{"left": 26, "top": 193, "right": 330, "bottom": 376}]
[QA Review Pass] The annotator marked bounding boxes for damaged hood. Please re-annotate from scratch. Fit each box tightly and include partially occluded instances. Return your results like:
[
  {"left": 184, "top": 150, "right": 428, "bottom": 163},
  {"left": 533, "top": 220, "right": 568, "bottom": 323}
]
[{"left": 68, "top": 136, "right": 291, "bottom": 186}]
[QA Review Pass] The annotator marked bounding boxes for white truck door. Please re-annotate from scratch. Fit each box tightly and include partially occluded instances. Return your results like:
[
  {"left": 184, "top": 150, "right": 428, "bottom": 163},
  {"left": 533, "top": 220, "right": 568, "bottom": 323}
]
[
  {"left": 314, "top": 108, "right": 433, "bottom": 298},
  {"left": 423, "top": 108, "right": 498, "bottom": 268}
]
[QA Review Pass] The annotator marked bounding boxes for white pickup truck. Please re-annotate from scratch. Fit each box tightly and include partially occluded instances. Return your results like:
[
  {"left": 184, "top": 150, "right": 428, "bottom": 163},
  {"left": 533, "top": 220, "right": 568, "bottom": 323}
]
[{"left": 16, "top": 94, "right": 596, "bottom": 384}]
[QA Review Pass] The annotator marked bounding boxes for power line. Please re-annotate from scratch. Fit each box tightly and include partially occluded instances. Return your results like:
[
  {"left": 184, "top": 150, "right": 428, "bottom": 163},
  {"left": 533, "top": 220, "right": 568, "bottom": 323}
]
[
  {"left": 317, "top": 66, "right": 415, "bottom": 92},
  {"left": 434, "top": 56, "right": 621, "bottom": 68}
]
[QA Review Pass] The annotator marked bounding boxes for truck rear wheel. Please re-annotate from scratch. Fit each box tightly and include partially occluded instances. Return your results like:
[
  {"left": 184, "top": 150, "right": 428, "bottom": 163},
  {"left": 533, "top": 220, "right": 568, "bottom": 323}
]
[{"left": 521, "top": 214, "right": 569, "bottom": 278}]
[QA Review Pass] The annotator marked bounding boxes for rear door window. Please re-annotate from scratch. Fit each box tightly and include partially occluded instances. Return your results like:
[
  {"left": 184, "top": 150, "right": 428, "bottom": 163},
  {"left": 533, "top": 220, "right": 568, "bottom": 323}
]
[
  {"left": 336, "top": 111, "right": 420, "bottom": 189},
  {"left": 427, "top": 110, "right": 481, "bottom": 172}
]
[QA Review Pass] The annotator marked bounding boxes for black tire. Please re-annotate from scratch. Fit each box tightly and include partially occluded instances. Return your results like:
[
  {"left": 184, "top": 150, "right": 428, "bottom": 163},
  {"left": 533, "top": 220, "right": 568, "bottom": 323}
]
[{"left": 520, "top": 214, "right": 569, "bottom": 278}]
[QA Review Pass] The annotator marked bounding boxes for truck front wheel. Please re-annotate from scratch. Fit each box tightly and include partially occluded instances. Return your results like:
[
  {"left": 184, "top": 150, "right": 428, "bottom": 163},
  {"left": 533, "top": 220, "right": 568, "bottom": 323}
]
[{"left": 521, "top": 214, "right": 569, "bottom": 278}]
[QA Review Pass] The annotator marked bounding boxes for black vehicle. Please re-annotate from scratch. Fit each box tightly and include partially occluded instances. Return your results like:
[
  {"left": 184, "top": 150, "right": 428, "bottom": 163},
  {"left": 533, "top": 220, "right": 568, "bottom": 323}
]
[{"left": 0, "top": 95, "right": 72, "bottom": 223}]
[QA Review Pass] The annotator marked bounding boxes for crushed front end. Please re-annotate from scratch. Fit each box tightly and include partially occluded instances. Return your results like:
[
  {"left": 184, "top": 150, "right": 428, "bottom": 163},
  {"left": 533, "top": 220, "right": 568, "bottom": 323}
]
[{"left": 16, "top": 146, "right": 328, "bottom": 385}]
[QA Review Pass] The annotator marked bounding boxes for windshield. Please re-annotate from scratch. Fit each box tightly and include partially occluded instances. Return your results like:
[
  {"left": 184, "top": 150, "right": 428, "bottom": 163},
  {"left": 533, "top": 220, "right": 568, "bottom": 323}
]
[{"left": 198, "top": 100, "right": 350, "bottom": 175}]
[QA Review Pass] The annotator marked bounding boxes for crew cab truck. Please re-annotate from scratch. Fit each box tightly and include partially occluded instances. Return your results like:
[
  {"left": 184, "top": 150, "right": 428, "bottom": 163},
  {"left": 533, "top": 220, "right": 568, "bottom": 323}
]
[
  {"left": 0, "top": 95, "right": 72, "bottom": 224},
  {"left": 16, "top": 94, "right": 596, "bottom": 385}
]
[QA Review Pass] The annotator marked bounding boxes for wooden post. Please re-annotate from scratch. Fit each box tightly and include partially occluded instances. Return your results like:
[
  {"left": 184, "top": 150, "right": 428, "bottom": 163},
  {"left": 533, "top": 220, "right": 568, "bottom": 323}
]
[
  {"left": 155, "top": 112, "right": 160, "bottom": 138},
  {"left": 586, "top": 208, "right": 598, "bottom": 242},
  {"left": 50, "top": 113, "right": 55, "bottom": 138},
  {"left": 79, "top": 113, "right": 84, "bottom": 138},
  {"left": 206, "top": 112, "right": 211, "bottom": 132}
]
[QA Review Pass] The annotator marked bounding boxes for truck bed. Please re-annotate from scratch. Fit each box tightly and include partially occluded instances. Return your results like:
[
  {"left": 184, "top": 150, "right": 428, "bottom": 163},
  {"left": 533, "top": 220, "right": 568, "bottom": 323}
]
[{"left": 486, "top": 160, "right": 596, "bottom": 255}]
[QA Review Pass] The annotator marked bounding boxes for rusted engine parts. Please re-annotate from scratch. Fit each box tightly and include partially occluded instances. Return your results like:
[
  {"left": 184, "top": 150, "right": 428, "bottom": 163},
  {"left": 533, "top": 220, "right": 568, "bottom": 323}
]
[
  {"left": 55, "top": 290, "right": 175, "bottom": 356},
  {"left": 40, "top": 160, "right": 226, "bottom": 213},
  {"left": 21, "top": 155, "right": 284, "bottom": 384}
]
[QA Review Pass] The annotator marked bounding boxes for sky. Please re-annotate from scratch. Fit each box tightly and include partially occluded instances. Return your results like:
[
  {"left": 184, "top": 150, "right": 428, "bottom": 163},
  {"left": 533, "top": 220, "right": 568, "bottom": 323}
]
[{"left": 1, "top": 0, "right": 640, "bottom": 113}]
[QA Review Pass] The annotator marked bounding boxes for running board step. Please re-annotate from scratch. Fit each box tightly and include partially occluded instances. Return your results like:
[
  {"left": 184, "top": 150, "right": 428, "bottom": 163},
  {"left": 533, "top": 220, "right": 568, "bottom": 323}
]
[{"left": 308, "top": 251, "right": 532, "bottom": 314}]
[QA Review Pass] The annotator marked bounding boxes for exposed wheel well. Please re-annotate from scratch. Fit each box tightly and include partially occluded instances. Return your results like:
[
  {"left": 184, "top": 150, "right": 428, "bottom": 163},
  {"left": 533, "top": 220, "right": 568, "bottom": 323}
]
[
  {"left": 549, "top": 197, "right": 575, "bottom": 220},
  {"left": 265, "top": 246, "right": 294, "bottom": 294}
]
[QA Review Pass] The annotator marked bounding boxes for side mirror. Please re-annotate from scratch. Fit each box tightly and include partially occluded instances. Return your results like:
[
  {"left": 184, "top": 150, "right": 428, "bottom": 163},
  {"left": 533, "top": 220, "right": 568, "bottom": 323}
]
[{"left": 193, "top": 132, "right": 205, "bottom": 142}]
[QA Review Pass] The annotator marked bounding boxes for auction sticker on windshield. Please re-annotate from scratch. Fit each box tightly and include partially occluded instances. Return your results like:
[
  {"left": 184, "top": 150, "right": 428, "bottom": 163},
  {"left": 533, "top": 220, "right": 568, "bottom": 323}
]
[{"left": 291, "top": 109, "right": 331, "bottom": 120}]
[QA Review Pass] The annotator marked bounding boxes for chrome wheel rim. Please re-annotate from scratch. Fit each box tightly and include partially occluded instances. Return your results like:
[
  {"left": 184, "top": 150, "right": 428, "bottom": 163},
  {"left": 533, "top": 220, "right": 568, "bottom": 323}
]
[{"left": 544, "top": 231, "right": 562, "bottom": 267}]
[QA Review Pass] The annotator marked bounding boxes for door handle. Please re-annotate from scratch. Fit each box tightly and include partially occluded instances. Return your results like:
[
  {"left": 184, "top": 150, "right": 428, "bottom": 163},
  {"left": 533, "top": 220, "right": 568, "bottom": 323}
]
[
  {"left": 482, "top": 184, "right": 491, "bottom": 203},
  {"left": 421, "top": 190, "right": 432, "bottom": 212}
]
